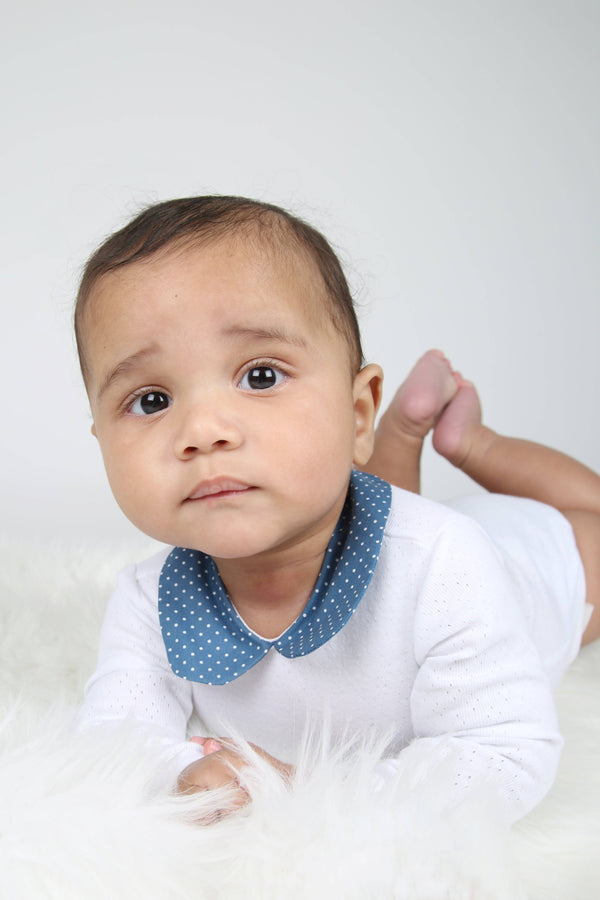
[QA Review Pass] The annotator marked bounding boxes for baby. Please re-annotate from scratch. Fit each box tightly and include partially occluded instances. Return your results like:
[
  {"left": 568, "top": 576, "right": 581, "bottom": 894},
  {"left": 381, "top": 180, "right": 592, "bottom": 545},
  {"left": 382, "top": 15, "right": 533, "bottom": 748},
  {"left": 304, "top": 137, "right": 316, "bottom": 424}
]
[{"left": 76, "top": 196, "right": 599, "bottom": 825}]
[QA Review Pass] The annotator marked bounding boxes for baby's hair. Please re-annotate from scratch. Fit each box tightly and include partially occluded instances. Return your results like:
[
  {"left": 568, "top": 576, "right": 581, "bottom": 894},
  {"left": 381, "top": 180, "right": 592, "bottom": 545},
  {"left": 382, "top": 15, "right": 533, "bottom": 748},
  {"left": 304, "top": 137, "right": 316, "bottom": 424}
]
[{"left": 75, "top": 195, "right": 364, "bottom": 384}]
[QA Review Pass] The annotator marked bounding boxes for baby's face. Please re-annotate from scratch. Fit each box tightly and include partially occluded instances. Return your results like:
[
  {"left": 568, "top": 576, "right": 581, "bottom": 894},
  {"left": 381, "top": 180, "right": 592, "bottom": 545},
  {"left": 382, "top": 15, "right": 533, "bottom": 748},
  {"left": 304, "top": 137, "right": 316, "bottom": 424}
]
[{"left": 82, "top": 239, "right": 381, "bottom": 563}]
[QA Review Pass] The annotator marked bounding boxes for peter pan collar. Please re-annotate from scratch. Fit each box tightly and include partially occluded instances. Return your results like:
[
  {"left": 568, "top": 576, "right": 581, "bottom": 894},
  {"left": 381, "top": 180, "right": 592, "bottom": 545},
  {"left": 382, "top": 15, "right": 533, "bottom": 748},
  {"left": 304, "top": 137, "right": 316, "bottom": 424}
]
[{"left": 158, "top": 470, "right": 392, "bottom": 685}]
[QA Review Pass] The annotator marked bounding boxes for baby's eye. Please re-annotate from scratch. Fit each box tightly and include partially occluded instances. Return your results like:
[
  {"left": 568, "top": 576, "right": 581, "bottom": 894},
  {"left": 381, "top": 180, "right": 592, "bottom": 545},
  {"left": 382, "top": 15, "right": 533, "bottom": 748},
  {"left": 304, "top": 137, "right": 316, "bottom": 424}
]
[
  {"left": 129, "top": 391, "right": 171, "bottom": 415},
  {"left": 239, "top": 366, "right": 286, "bottom": 391}
]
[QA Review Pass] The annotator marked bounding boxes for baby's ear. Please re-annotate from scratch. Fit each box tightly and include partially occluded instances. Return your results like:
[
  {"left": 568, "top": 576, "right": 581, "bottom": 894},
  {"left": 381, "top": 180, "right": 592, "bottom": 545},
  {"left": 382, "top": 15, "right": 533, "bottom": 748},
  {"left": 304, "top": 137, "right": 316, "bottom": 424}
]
[
  {"left": 91, "top": 422, "right": 97, "bottom": 438},
  {"left": 352, "top": 364, "right": 383, "bottom": 466}
]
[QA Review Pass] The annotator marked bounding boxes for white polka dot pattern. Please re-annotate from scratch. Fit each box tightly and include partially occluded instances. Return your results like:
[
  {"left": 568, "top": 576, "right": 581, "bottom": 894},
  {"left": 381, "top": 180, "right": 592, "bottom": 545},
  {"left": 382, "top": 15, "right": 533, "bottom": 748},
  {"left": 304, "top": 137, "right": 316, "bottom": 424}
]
[{"left": 158, "top": 471, "right": 392, "bottom": 684}]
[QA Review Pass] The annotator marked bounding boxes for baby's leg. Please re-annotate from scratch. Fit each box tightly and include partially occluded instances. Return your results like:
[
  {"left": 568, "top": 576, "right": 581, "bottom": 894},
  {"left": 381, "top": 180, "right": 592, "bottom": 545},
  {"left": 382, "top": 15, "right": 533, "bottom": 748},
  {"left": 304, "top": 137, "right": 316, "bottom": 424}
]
[
  {"left": 432, "top": 383, "right": 600, "bottom": 512},
  {"left": 366, "top": 350, "right": 600, "bottom": 643},
  {"left": 432, "top": 379, "right": 600, "bottom": 646},
  {"left": 364, "top": 350, "right": 460, "bottom": 492}
]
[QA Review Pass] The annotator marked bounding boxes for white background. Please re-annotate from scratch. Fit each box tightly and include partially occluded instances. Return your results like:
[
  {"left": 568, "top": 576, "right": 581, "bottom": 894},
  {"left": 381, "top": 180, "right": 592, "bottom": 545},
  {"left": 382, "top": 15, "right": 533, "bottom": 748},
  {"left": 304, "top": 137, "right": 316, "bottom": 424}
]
[{"left": 2, "top": 0, "right": 599, "bottom": 544}]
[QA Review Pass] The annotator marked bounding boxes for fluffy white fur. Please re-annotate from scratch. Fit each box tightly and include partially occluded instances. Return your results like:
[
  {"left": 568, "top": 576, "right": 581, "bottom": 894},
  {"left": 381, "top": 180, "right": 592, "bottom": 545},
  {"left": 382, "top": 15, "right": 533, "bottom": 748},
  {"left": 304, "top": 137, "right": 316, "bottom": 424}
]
[{"left": 1, "top": 539, "right": 599, "bottom": 899}]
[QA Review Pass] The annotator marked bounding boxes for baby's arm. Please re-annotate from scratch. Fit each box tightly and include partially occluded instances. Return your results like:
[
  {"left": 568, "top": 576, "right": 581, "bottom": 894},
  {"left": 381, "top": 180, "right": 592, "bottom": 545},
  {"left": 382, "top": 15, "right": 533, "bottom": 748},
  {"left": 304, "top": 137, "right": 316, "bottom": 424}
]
[
  {"left": 81, "top": 557, "right": 291, "bottom": 808},
  {"left": 79, "top": 557, "right": 204, "bottom": 784},
  {"left": 382, "top": 517, "right": 562, "bottom": 824},
  {"left": 81, "top": 555, "right": 295, "bottom": 815}
]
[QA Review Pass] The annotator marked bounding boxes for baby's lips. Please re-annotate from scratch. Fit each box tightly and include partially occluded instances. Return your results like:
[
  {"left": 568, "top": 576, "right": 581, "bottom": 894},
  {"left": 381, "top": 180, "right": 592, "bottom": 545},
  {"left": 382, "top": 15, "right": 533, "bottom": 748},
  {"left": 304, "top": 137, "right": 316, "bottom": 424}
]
[{"left": 187, "top": 478, "right": 251, "bottom": 501}]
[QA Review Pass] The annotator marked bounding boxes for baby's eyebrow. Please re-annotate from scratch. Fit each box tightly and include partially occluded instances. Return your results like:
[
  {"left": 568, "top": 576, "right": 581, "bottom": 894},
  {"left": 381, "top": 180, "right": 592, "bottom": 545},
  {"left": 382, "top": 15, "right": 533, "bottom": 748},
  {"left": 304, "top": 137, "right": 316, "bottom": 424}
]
[
  {"left": 96, "top": 345, "right": 160, "bottom": 401},
  {"left": 221, "top": 324, "right": 308, "bottom": 349}
]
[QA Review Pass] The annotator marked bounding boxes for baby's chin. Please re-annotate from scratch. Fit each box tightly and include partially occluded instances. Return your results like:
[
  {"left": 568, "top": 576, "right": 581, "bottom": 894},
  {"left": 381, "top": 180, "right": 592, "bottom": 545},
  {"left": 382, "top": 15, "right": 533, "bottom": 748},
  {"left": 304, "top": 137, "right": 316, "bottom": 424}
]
[
  {"left": 121, "top": 500, "right": 314, "bottom": 560},
  {"left": 137, "top": 526, "right": 279, "bottom": 560}
]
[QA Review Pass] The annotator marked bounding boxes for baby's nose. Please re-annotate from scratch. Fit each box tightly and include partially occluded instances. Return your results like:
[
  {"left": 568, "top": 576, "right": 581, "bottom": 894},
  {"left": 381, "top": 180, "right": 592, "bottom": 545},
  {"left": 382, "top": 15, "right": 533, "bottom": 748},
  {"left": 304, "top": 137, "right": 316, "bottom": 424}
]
[{"left": 173, "top": 400, "right": 244, "bottom": 458}]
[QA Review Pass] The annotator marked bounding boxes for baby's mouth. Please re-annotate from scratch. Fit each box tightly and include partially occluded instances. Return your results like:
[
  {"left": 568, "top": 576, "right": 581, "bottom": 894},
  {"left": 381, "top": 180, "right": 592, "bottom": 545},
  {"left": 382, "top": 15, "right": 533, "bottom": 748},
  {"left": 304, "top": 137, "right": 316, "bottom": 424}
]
[{"left": 186, "top": 478, "right": 253, "bottom": 502}]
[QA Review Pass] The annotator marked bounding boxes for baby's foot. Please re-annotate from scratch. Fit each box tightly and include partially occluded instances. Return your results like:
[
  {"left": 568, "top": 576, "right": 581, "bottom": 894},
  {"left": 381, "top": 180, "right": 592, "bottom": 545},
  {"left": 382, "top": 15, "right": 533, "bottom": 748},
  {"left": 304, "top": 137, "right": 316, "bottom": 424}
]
[
  {"left": 385, "top": 349, "right": 461, "bottom": 441},
  {"left": 431, "top": 380, "right": 485, "bottom": 468}
]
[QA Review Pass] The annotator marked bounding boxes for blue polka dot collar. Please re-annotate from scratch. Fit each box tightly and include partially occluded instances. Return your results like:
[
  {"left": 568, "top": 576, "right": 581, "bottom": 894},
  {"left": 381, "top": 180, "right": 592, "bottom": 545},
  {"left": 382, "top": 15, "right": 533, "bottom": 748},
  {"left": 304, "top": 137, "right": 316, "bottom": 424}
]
[{"left": 158, "top": 471, "right": 392, "bottom": 685}]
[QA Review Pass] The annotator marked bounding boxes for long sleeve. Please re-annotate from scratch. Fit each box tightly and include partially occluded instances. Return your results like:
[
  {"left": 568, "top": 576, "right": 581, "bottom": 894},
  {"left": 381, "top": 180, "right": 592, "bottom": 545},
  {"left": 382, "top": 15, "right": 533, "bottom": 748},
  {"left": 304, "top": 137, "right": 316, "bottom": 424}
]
[
  {"left": 78, "top": 555, "right": 203, "bottom": 782},
  {"left": 373, "top": 516, "right": 563, "bottom": 824}
]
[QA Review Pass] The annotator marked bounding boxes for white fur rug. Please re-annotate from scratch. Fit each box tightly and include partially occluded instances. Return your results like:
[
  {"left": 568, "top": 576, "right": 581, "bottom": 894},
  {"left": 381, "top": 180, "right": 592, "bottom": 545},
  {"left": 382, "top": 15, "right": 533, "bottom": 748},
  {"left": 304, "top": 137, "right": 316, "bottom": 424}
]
[{"left": 1, "top": 539, "right": 599, "bottom": 899}]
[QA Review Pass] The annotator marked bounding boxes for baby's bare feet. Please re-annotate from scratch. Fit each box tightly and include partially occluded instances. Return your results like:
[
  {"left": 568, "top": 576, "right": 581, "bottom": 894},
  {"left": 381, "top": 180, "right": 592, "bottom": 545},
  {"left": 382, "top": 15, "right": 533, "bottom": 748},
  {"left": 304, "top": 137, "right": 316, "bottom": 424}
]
[
  {"left": 432, "top": 380, "right": 488, "bottom": 468},
  {"left": 385, "top": 349, "right": 461, "bottom": 441}
]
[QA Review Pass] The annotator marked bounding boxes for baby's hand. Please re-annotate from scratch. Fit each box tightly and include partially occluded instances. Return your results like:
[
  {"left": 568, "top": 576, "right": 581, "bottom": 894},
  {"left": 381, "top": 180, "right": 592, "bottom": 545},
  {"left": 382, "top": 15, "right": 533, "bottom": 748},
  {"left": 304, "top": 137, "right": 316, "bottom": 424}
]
[
  {"left": 176, "top": 736, "right": 293, "bottom": 821},
  {"left": 176, "top": 743, "right": 250, "bottom": 813}
]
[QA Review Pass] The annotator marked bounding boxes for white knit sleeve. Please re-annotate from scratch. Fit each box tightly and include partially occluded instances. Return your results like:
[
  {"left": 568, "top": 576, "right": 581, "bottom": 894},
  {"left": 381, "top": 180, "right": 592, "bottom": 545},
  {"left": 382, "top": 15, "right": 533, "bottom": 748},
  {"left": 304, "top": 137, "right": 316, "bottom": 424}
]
[
  {"left": 78, "top": 559, "right": 203, "bottom": 783},
  {"left": 376, "top": 516, "right": 562, "bottom": 824}
]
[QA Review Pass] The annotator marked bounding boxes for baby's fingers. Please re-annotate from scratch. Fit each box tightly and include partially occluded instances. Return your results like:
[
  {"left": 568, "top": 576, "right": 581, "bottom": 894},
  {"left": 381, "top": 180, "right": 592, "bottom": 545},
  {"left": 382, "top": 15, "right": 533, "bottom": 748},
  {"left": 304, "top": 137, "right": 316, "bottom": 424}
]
[{"left": 189, "top": 736, "right": 224, "bottom": 755}]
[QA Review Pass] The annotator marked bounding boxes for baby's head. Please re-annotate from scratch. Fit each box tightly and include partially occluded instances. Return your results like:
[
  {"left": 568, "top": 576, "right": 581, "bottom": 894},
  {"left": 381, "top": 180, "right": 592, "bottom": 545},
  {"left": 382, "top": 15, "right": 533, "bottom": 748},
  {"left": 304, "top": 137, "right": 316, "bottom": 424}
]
[
  {"left": 75, "top": 196, "right": 363, "bottom": 387},
  {"left": 75, "top": 196, "right": 382, "bottom": 557}
]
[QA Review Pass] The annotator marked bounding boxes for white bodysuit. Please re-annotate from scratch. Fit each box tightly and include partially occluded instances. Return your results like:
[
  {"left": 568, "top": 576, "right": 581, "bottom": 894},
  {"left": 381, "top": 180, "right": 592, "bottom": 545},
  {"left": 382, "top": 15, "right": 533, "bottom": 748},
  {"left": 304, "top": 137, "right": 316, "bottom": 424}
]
[{"left": 80, "top": 478, "right": 586, "bottom": 824}]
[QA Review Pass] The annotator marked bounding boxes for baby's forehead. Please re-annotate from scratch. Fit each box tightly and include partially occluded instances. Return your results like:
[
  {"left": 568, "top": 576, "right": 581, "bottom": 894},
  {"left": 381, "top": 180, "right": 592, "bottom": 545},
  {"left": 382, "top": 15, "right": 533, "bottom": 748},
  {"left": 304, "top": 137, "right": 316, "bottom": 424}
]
[
  {"left": 110, "top": 234, "right": 327, "bottom": 312},
  {"left": 85, "top": 234, "right": 333, "bottom": 340},
  {"left": 182, "top": 230, "right": 325, "bottom": 290}
]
